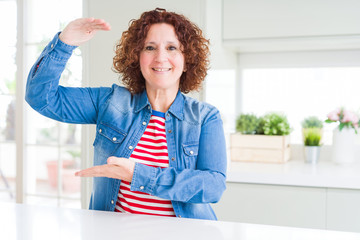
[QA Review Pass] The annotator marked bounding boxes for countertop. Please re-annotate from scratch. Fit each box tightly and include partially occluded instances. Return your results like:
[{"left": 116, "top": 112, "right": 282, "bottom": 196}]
[
  {"left": 227, "top": 159, "right": 360, "bottom": 189},
  {"left": 2, "top": 203, "right": 360, "bottom": 240}
]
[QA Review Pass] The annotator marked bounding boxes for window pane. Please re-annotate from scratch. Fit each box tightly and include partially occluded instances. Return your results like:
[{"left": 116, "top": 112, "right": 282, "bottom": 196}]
[
  {"left": 0, "top": 142, "right": 16, "bottom": 201},
  {"left": 205, "top": 69, "right": 237, "bottom": 133},
  {"left": 0, "top": 0, "right": 16, "bottom": 202},
  {"left": 26, "top": 109, "right": 59, "bottom": 145},
  {"left": 26, "top": 146, "right": 59, "bottom": 196},
  {"left": 205, "top": 69, "right": 236, "bottom": 162},
  {"left": 24, "top": 0, "right": 82, "bottom": 207},
  {"left": 26, "top": 0, "right": 83, "bottom": 43},
  {"left": 242, "top": 67, "right": 360, "bottom": 144},
  {"left": 0, "top": 96, "right": 16, "bottom": 141},
  {"left": 60, "top": 146, "right": 81, "bottom": 198},
  {"left": 26, "top": 145, "right": 81, "bottom": 199},
  {"left": 59, "top": 123, "right": 81, "bottom": 146}
]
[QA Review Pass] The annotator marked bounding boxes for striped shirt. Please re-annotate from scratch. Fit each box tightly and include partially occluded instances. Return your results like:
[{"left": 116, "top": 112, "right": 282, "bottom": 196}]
[{"left": 115, "top": 110, "right": 176, "bottom": 217}]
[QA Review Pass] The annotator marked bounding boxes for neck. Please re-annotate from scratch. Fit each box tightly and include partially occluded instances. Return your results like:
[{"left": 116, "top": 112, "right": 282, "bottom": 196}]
[{"left": 146, "top": 88, "right": 178, "bottom": 113}]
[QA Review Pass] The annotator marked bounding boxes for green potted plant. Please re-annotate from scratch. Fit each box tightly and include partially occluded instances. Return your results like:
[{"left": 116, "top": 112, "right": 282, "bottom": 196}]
[
  {"left": 231, "top": 112, "right": 292, "bottom": 163},
  {"left": 303, "top": 128, "right": 322, "bottom": 164},
  {"left": 235, "top": 113, "right": 260, "bottom": 134},
  {"left": 260, "top": 112, "right": 292, "bottom": 136},
  {"left": 302, "top": 116, "right": 324, "bottom": 129},
  {"left": 301, "top": 116, "right": 323, "bottom": 164}
]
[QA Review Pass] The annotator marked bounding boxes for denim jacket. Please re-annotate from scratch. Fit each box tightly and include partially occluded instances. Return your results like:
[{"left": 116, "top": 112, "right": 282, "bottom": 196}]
[{"left": 25, "top": 33, "right": 227, "bottom": 220}]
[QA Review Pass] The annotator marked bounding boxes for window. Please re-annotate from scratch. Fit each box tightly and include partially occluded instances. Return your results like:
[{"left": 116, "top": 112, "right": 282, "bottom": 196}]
[
  {"left": 0, "top": 0, "right": 83, "bottom": 208},
  {"left": 24, "top": 0, "right": 83, "bottom": 208},
  {"left": 204, "top": 50, "right": 360, "bottom": 162},
  {"left": 0, "top": 0, "right": 16, "bottom": 202},
  {"left": 205, "top": 69, "right": 237, "bottom": 133},
  {"left": 242, "top": 67, "right": 360, "bottom": 145}
]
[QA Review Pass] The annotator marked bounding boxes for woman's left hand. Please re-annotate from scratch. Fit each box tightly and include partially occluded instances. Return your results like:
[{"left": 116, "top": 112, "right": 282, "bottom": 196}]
[{"left": 75, "top": 157, "right": 135, "bottom": 182}]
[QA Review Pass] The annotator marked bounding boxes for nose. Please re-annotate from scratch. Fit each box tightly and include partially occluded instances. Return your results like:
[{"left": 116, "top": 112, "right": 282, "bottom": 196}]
[{"left": 154, "top": 48, "right": 168, "bottom": 62}]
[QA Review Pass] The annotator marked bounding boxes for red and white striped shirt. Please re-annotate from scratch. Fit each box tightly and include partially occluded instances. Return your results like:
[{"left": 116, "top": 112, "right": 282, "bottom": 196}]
[{"left": 115, "top": 111, "right": 176, "bottom": 217}]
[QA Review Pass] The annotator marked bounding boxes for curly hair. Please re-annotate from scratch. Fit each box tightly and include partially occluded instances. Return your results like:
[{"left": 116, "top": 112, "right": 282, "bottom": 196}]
[{"left": 113, "top": 8, "right": 210, "bottom": 94}]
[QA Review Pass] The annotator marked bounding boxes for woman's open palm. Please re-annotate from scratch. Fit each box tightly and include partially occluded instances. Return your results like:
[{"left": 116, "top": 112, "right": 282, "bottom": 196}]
[{"left": 59, "top": 18, "right": 111, "bottom": 46}]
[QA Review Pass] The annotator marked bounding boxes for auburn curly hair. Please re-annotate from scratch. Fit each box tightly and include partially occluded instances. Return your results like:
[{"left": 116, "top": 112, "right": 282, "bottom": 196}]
[{"left": 113, "top": 8, "right": 210, "bottom": 94}]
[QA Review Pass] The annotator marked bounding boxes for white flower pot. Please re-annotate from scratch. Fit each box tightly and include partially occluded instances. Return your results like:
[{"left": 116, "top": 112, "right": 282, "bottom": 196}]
[
  {"left": 332, "top": 127, "right": 356, "bottom": 164},
  {"left": 304, "top": 146, "right": 321, "bottom": 164}
]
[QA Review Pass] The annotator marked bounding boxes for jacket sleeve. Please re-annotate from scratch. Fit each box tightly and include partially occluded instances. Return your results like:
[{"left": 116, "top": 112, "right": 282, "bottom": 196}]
[
  {"left": 130, "top": 108, "right": 227, "bottom": 204},
  {"left": 25, "top": 32, "right": 112, "bottom": 124}
]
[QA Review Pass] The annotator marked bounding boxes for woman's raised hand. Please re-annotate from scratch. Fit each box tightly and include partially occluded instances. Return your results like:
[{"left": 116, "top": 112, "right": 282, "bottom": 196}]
[{"left": 59, "top": 18, "right": 111, "bottom": 46}]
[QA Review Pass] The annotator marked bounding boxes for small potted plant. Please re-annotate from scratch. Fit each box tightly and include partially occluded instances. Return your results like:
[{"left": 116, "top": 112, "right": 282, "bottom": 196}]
[
  {"left": 260, "top": 112, "right": 292, "bottom": 136},
  {"left": 302, "top": 116, "right": 324, "bottom": 129},
  {"left": 301, "top": 116, "right": 323, "bottom": 164},
  {"left": 235, "top": 113, "right": 260, "bottom": 134},
  {"left": 231, "top": 112, "right": 292, "bottom": 163},
  {"left": 303, "top": 128, "right": 322, "bottom": 164}
]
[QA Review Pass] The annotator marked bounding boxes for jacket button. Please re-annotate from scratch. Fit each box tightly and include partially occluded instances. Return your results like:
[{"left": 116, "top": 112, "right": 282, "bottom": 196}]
[
  {"left": 111, "top": 200, "right": 114, "bottom": 204},
  {"left": 140, "top": 186, "right": 144, "bottom": 190},
  {"left": 112, "top": 137, "right": 117, "bottom": 142},
  {"left": 129, "top": 146, "right": 133, "bottom": 149},
  {"left": 168, "top": 130, "right": 172, "bottom": 133},
  {"left": 178, "top": 215, "right": 182, "bottom": 218},
  {"left": 190, "top": 151, "right": 194, "bottom": 155},
  {"left": 99, "top": 129, "right": 102, "bottom": 133},
  {"left": 171, "top": 157, "right": 175, "bottom": 161},
  {"left": 142, "top": 122, "right": 146, "bottom": 125},
  {"left": 148, "top": 106, "right": 151, "bottom": 110},
  {"left": 51, "top": 44, "right": 54, "bottom": 48}
]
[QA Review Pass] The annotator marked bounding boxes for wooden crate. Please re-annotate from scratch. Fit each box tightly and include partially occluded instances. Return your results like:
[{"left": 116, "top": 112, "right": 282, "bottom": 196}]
[{"left": 230, "top": 133, "right": 291, "bottom": 163}]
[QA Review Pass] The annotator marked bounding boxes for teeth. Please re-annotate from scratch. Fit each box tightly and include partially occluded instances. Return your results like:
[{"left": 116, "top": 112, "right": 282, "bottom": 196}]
[{"left": 153, "top": 68, "right": 171, "bottom": 72}]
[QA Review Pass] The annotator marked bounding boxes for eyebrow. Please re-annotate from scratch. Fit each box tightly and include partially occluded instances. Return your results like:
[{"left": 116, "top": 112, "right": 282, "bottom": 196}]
[{"left": 144, "top": 41, "right": 179, "bottom": 45}]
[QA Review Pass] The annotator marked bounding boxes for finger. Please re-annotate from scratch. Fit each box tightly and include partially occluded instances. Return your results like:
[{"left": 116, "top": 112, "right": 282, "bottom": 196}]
[
  {"left": 87, "top": 19, "right": 111, "bottom": 30},
  {"left": 83, "top": 25, "right": 111, "bottom": 34},
  {"left": 70, "top": 17, "right": 95, "bottom": 27},
  {"left": 75, "top": 165, "right": 105, "bottom": 177},
  {"left": 89, "top": 25, "right": 111, "bottom": 31}
]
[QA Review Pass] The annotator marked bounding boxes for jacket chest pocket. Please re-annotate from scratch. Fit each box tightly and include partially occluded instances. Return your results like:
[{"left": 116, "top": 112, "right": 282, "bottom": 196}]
[
  {"left": 93, "top": 123, "right": 127, "bottom": 160},
  {"left": 182, "top": 143, "right": 199, "bottom": 169}
]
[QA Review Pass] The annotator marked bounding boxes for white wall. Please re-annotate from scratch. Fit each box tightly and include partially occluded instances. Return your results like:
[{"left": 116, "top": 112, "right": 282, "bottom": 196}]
[{"left": 222, "top": 0, "right": 360, "bottom": 52}]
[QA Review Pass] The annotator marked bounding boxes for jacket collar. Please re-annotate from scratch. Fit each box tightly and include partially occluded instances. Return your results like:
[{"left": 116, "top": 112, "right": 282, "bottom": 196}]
[
  {"left": 134, "top": 90, "right": 150, "bottom": 113},
  {"left": 168, "top": 90, "right": 185, "bottom": 120},
  {"left": 135, "top": 89, "right": 185, "bottom": 121}
]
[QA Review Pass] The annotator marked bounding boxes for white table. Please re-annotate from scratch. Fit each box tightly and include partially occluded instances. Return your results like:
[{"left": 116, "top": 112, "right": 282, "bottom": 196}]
[{"left": 1, "top": 203, "right": 360, "bottom": 240}]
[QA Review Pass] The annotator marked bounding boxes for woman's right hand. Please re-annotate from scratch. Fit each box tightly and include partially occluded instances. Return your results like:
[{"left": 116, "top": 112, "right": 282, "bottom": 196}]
[{"left": 59, "top": 18, "right": 111, "bottom": 46}]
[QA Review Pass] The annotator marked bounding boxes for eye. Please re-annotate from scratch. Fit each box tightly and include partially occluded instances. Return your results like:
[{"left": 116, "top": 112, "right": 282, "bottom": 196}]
[
  {"left": 145, "top": 46, "right": 155, "bottom": 51},
  {"left": 168, "top": 46, "right": 177, "bottom": 51}
]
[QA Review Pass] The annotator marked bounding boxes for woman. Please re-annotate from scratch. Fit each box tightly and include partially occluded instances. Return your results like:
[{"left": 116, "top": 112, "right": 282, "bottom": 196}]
[{"left": 26, "top": 8, "right": 227, "bottom": 220}]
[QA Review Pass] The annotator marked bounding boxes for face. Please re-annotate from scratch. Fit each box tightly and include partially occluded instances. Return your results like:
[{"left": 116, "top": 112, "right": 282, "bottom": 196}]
[{"left": 140, "top": 23, "right": 185, "bottom": 92}]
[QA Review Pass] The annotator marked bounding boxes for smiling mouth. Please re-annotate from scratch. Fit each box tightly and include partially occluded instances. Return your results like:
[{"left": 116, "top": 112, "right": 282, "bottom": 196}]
[{"left": 152, "top": 68, "right": 171, "bottom": 72}]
